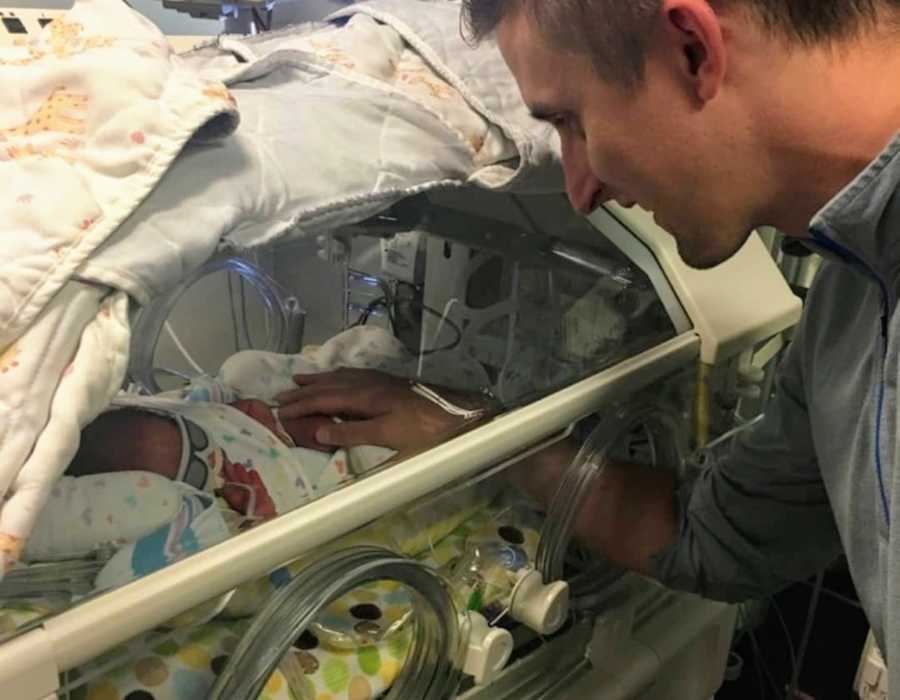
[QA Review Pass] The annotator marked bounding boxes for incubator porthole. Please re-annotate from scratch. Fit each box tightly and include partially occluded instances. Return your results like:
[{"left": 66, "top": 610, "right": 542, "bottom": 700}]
[
  {"left": 210, "top": 655, "right": 229, "bottom": 676},
  {"left": 497, "top": 526, "right": 525, "bottom": 545},
  {"left": 349, "top": 603, "right": 382, "bottom": 621},
  {"left": 295, "top": 630, "right": 319, "bottom": 650},
  {"left": 123, "top": 691, "right": 155, "bottom": 700}
]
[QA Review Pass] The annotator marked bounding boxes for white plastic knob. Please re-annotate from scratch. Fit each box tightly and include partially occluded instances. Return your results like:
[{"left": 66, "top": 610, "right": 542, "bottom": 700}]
[
  {"left": 738, "top": 366, "right": 766, "bottom": 384},
  {"left": 510, "top": 570, "right": 570, "bottom": 635},
  {"left": 736, "top": 384, "right": 762, "bottom": 400},
  {"left": 463, "top": 612, "right": 514, "bottom": 685}
]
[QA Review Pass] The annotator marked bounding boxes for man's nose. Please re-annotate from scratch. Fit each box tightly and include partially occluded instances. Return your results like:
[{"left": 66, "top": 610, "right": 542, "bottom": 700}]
[{"left": 561, "top": 142, "right": 603, "bottom": 215}]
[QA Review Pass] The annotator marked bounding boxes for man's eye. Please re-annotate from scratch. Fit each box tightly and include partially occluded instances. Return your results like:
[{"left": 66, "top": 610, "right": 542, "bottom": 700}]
[{"left": 551, "top": 114, "right": 584, "bottom": 138}]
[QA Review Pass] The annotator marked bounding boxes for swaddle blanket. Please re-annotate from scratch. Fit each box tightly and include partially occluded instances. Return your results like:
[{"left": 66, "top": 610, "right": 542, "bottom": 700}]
[
  {"left": 21, "top": 324, "right": 487, "bottom": 592},
  {"left": 0, "top": 0, "right": 240, "bottom": 572},
  {"left": 189, "top": 324, "right": 491, "bottom": 476}
]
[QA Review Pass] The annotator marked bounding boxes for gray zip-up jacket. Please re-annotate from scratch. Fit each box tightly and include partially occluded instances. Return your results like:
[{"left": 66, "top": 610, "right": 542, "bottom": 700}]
[{"left": 652, "top": 135, "right": 900, "bottom": 681}]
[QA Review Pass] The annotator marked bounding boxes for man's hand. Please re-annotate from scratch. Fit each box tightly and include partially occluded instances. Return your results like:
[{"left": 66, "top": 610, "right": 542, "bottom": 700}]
[{"left": 275, "top": 368, "right": 467, "bottom": 452}]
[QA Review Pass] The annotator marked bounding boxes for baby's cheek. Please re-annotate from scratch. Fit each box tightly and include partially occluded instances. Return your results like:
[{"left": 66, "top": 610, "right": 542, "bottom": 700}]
[{"left": 282, "top": 415, "right": 336, "bottom": 452}]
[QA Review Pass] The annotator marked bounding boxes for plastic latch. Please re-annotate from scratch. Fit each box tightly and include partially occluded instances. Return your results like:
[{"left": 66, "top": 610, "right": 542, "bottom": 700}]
[
  {"left": 510, "top": 570, "right": 570, "bottom": 635},
  {"left": 856, "top": 633, "right": 889, "bottom": 700},
  {"left": 463, "top": 611, "right": 514, "bottom": 685}
]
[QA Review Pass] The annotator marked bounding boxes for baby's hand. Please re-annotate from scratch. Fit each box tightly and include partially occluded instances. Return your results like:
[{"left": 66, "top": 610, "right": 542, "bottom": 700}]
[{"left": 220, "top": 461, "right": 277, "bottom": 520}]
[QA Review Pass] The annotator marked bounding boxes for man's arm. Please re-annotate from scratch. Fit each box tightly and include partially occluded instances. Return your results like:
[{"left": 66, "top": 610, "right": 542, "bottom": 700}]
[
  {"left": 277, "top": 334, "right": 841, "bottom": 602},
  {"left": 651, "top": 324, "right": 841, "bottom": 601},
  {"left": 523, "top": 339, "right": 839, "bottom": 601},
  {"left": 506, "top": 441, "right": 677, "bottom": 575}
]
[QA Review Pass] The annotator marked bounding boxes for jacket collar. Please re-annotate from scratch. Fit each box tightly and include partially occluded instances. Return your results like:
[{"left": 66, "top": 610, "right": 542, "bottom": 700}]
[{"left": 804, "top": 133, "right": 900, "bottom": 281}]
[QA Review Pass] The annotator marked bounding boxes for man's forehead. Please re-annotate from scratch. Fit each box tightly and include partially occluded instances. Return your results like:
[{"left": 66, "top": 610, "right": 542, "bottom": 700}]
[{"left": 495, "top": 9, "right": 574, "bottom": 106}]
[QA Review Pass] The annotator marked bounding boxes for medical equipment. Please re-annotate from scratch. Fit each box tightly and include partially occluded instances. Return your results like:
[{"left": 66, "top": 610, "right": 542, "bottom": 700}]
[
  {"left": 0, "top": 2, "right": 802, "bottom": 698},
  {"left": 129, "top": 256, "right": 306, "bottom": 393},
  {"left": 0, "top": 187, "right": 793, "bottom": 699}
]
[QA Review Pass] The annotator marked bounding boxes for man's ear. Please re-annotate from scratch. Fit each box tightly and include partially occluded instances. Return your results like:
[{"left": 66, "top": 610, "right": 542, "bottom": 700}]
[{"left": 661, "top": 0, "right": 727, "bottom": 103}]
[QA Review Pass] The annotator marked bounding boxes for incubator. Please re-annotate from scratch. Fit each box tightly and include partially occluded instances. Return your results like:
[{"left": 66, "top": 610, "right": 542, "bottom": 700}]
[{"left": 0, "top": 2, "right": 801, "bottom": 699}]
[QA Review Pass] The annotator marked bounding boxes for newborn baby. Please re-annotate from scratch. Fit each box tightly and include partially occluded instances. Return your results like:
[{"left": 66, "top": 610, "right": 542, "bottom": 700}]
[
  {"left": 30, "top": 326, "right": 486, "bottom": 570},
  {"left": 68, "top": 399, "right": 341, "bottom": 520}
]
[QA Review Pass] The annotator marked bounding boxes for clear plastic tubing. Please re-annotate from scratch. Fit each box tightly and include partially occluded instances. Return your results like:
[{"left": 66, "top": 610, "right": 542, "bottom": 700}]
[
  {"left": 208, "top": 546, "right": 467, "bottom": 700},
  {"left": 130, "top": 257, "right": 294, "bottom": 394}
]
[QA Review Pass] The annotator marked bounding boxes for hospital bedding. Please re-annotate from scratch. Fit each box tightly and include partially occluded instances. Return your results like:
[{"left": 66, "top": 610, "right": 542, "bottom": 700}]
[
  {"left": 20, "top": 325, "right": 487, "bottom": 590},
  {"left": 0, "top": 0, "right": 561, "bottom": 571}
]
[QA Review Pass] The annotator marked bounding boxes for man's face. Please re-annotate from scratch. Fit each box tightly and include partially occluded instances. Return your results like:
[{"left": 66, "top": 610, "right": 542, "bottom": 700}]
[{"left": 496, "top": 6, "right": 765, "bottom": 269}]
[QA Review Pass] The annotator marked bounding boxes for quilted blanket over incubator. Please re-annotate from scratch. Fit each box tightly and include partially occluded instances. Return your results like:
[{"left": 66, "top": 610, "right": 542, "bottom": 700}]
[
  {"left": 0, "top": 0, "right": 562, "bottom": 572},
  {"left": 0, "top": 0, "right": 240, "bottom": 570}
]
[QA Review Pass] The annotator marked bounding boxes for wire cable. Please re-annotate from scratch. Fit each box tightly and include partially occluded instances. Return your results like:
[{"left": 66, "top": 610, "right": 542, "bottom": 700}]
[
  {"left": 748, "top": 627, "right": 782, "bottom": 699},
  {"left": 389, "top": 283, "right": 464, "bottom": 356},
  {"left": 163, "top": 321, "right": 205, "bottom": 375},
  {"left": 768, "top": 596, "right": 798, "bottom": 690},
  {"left": 131, "top": 256, "right": 294, "bottom": 394},
  {"left": 417, "top": 298, "right": 460, "bottom": 377},
  {"left": 239, "top": 275, "right": 253, "bottom": 350},
  {"left": 788, "top": 571, "right": 825, "bottom": 697},
  {"left": 227, "top": 270, "right": 241, "bottom": 353},
  {"left": 410, "top": 301, "right": 463, "bottom": 355}
]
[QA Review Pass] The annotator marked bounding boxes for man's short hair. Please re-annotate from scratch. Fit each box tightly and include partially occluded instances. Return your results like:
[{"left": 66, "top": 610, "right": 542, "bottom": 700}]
[{"left": 462, "top": 0, "right": 900, "bottom": 87}]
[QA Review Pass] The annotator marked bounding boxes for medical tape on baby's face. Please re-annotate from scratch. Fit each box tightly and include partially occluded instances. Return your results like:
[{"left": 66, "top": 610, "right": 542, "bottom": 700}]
[{"left": 175, "top": 415, "right": 216, "bottom": 491}]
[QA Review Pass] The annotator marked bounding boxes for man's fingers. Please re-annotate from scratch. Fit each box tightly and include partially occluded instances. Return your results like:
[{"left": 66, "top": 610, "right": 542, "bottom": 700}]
[
  {"left": 277, "top": 386, "right": 385, "bottom": 420},
  {"left": 278, "top": 393, "right": 359, "bottom": 420},
  {"left": 290, "top": 368, "right": 375, "bottom": 386},
  {"left": 281, "top": 414, "right": 337, "bottom": 452},
  {"left": 275, "top": 387, "right": 308, "bottom": 405},
  {"left": 275, "top": 380, "right": 358, "bottom": 406},
  {"left": 290, "top": 371, "right": 339, "bottom": 386}
]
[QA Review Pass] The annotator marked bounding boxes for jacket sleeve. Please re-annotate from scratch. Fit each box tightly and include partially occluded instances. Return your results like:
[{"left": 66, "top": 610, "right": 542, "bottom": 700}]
[{"left": 649, "top": 323, "right": 843, "bottom": 602}]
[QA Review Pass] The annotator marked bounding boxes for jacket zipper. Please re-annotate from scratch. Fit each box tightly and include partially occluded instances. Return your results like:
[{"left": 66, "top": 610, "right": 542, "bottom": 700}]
[{"left": 811, "top": 229, "right": 892, "bottom": 526}]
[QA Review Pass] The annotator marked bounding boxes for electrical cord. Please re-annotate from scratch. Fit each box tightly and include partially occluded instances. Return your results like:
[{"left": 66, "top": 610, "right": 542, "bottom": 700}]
[
  {"left": 768, "top": 596, "right": 798, "bottom": 689},
  {"left": 130, "top": 256, "right": 294, "bottom": 394},
  {"left": 797, "top": 577, "right": 863, "bottom": 610},
  {"left": 392, "top": 282, "right": 464, "bottom": 357},
  {"left": 414, "top": 300, "right": 464, "bottom": 356},
  {"left": 788, "top": 571, "right": 825, "bottom": 697},
  {"left": 227, "top": 269, "right": 241, "bottom": 353},
  {"left": 350, "top": 281, "right": 464, "bottom": 358},
  {"left": 240, "top": 275, "right": 253, "bottom": 350},
  {"left": 748, "top": 628, "right": 783, "bottom": 699},
  {"left": 163, "top": 321, "right": 205, "bottom": 375},
  {"left": 354, "top": 296, "right": 394, "bottom": 329}
]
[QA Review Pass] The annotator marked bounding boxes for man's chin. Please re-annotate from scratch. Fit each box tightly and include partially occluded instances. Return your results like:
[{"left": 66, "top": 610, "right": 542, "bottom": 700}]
[{"left": 677, "top": 241, "right": 737, "bottom": 270}]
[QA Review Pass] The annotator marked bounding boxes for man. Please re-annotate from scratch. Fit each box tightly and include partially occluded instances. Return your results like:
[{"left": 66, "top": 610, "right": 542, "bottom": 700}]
[{"left": 277, "top": 0, "right": 900, "bottom": 683}]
